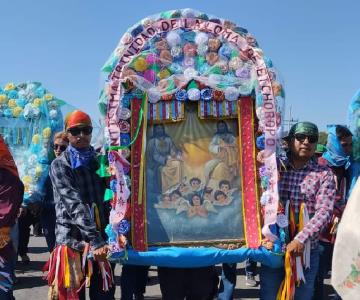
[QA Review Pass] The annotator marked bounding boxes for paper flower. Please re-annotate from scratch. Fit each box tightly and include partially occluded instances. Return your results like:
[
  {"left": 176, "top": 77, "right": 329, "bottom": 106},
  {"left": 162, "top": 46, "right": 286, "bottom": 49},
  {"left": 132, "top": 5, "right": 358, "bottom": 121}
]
[
  {"left": 4, "top": 83, "right": 15, "bottom": 91},
  {"left": 213, "top": 90, "right": 225, "bottom": 101},
  {"left": 175, "top": 89, "right": 188, "bottom": 101},
  {"left": 155, "top": 39, "right": 169, "bottom": 51},
  {"left": 235, "top": 68, "right": 250, "bottom": 79},
  {"left": 119, "top": 120, "right": 130, "bottom": 133},
  {"left": 158, "top": 68, "right": 171, "bottom": 80},
  {"left": 195, "top": 32, "right": 209, "bottom": 45},
  {"left": 148, "top": 87, "right": 161, "bottom": 103},
  {"left": 219, "top": 45, "right": 232, "bottom": 59},
  {"left": 183, "top": 43, "right": 197, "bottom": 57},
  {"left": 12, "top": 106, "right": 23, "bottom": 117},
  {"left": 183, "top": 67, "right": 198, "bottom": 80},
  {"left": 144, "top": 69, "right": 156, "bottom": 83},
  {"left": 206, "top": 52, "right": 219, "bottom": 65},
  {"left": 229, "top": 57, "right": 243, "bottom": 70},
  {"left": 33, "top": 98, "right": 42, "bottom": 107},
  {"left": 35, "top": 165, "right": 43, "bottom": 178},
  {"left": 201, "top": 88, "right": 213, "bottom": 101},
  {"left": 218, "top": 60, "right": 229, "bottom": 73},
  {"left": 197, "top": 44, "right": 208, "bottom": 56},
  {"left": 118, "top": 219, "right": 130, "bottom": 235},
  {"left": 16, "top": 98, "right": 26, "bottom": 108},
  {"left": 44, "top": 93, "right": 53, "bottom": 101},
  {"left": 170, "top": 46, "right": 182, "bottom": 58},
  {"left": 0, "top": 94, "right": 7, "bottom": 104},
  {"left": 187, "top": 90, "right": 200, "bottom": 101},
  {"left": 43, "top": 127, "right": 52, "bottom": 139},
  {"left": 8, "top": 99, "right": 16, "bottom": 108},
  {"left": 145, "top": 53, "right": 157, "bottom": 65},
  {"left": 7, "top": 90, "right": 18, "bottom": 99},
  {"left": 166, "top": 31, "right": 181, "bottom": 47},
  {"left": 134, "top": 57, "right": 148, "bottom": 72},
  {"left": 208, "top": 38, "right": 221, "bottom": 52},
  {"left": 224, "top": 87, "right": 239, "bottom": 101},
  {"left": 159, "top": 50, "right": 173, "bottom": 66},
  {"left": 32, "top": 134, "right": 41, "bottom": 144}
]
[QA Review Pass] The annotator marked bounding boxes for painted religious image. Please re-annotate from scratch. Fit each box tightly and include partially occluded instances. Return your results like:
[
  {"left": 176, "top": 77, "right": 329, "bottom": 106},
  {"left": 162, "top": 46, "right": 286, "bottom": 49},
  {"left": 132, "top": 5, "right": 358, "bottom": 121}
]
[{"left": 146, "top": 104, "right": 244, "bottom": 244}]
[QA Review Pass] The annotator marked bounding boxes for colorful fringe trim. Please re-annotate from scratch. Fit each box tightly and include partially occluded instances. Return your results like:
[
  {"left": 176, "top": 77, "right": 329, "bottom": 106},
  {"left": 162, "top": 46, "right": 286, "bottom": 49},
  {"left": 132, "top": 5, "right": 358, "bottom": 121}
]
[{"left": 43, "top": 245, "right": 114, "bottom": 300}]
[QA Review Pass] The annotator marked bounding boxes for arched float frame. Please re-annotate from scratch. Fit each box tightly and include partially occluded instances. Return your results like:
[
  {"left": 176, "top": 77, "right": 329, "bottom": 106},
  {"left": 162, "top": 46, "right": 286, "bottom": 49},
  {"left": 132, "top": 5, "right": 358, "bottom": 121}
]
[{"left": 102, "top": 10, "right": 282, "bottom": 254}]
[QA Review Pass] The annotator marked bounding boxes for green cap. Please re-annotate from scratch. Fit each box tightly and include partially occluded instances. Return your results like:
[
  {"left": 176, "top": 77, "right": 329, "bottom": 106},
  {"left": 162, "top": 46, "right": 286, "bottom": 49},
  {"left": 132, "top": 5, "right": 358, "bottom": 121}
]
[
  {"left": 315, "top": 144, "right": 327, "bottom": 154},
  {"left": 287, "top": 121, "right": 319, "bottom": 139}
]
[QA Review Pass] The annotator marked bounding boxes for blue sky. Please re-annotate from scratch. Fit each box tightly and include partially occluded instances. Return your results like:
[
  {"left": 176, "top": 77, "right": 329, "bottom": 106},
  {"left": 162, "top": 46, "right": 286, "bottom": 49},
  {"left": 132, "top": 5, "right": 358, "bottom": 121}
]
[{"left": 1, "top": 0, "right": 359, "bottom": 131}]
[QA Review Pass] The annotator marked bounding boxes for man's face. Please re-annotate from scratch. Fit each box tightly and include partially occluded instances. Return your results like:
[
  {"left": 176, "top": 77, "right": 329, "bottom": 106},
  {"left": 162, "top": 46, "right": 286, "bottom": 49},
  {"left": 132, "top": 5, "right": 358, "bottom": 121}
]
[
  {"left": 66, "top": 126, "right": 92, "bottom": 150},
  {"left": 340, "top": 136, "right": 352, "bottom": 156},
  {"left": 290, "top": 134, "right": 317, "bottom": 161}
]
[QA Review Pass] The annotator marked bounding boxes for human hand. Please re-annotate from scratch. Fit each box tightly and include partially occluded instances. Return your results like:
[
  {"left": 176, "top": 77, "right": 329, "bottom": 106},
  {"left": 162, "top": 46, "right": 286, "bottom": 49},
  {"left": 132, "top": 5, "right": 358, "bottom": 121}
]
[
  {"left": 92, "top": 245, "right": 108, "bottom": 262},
  {"left": 286, "top": 239, "right": 304, "bottom": 256},
  {"left": 18, "top": 207, "right": 27, "bottom": 218}
]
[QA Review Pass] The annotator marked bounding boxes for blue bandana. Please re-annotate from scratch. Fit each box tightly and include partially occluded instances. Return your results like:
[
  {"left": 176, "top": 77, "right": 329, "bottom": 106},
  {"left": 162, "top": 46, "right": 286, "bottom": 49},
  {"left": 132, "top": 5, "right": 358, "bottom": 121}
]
[
  {"left": 68, "top": 145, "right": 96, "bottom": 169},
  {"left": 322, "top": 125, "right": 351, "bottom": 169}
]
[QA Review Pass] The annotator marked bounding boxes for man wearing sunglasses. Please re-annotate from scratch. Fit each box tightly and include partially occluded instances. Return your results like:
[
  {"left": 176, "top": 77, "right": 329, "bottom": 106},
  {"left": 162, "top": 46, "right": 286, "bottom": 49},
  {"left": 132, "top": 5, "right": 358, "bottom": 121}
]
[
  {"left": 47, "top": 110, "right": 114, "bottom": 299},
  {"left": 259, "top": 122, "right": 336, "bottom": 300}
]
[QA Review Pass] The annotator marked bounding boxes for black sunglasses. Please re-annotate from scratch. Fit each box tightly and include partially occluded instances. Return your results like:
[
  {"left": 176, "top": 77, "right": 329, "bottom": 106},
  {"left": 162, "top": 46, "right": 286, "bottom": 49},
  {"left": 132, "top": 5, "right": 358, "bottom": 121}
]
[
  {"left": 294, "top": 133, "right": 318, "bottom": 144},
  {"left": 67, "top": 126, "right": 93, "bottom": 136},
  {"left": 54, "top": 144, "right": 67, "bottom": 151}
]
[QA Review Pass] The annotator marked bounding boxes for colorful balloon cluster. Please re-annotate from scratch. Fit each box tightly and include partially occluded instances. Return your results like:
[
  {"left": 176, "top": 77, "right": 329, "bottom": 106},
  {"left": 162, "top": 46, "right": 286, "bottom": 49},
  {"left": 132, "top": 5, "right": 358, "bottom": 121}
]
[{"left": 0, "top": 82, "right": 65, "bottom": 204}]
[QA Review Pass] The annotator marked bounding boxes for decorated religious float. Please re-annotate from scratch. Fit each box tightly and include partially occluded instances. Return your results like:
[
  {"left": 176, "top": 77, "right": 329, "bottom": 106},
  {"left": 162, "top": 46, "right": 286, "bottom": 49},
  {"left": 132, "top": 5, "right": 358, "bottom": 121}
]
[
  {"left": 0, "top": 82, "right": 71, "bottom": 204},
  {"left": 99, "top": 9, "right": 286, "bottom": 268}
]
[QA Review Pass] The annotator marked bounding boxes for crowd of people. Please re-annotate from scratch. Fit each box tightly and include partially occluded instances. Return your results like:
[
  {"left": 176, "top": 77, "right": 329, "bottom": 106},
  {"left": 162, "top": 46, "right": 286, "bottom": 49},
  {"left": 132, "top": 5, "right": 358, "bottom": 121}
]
[{"left": 0, "top": 106, "right": 357, "bottom": 299}]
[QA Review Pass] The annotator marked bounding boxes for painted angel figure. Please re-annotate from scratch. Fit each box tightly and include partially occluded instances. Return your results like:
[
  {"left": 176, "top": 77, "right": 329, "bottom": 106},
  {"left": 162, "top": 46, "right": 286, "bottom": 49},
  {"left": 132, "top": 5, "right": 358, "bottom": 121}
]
[{"left": 213, "top": 190, "right": 234, "bottom": 206}]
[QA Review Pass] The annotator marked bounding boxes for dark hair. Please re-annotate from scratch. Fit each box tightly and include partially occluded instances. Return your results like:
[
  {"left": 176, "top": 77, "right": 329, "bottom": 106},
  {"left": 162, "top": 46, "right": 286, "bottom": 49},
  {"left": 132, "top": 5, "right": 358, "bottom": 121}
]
[
  {"left": 214, "top": 190, "right": 227, "bottom": 200},
  {"left": 190, "top": 193, "right": 203, "bottom": 206},
  {"left": 219, "top": 180, "right": 230, "bottom": 189},
  {"left": 204, "top": 187, "right": 213, "bottom": 194},
  {"left": 170, "top": 190, "right": 182, "bottom": 198},
  {"left": 336, "top": 125, "right": 352, "bottom": 139},
  {"left": 190, "top": 177, "right": 201, "bottom": 185}
]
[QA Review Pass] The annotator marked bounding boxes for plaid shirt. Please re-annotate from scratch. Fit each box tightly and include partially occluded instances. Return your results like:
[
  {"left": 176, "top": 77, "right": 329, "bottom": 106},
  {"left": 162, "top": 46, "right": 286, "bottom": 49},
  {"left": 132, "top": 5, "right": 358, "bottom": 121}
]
[
  {"left": 279, "top": 158, "right": 336, "bottom": 249},
  {"left": 50, "top": 149, "right": 107, "bottom": 251}
]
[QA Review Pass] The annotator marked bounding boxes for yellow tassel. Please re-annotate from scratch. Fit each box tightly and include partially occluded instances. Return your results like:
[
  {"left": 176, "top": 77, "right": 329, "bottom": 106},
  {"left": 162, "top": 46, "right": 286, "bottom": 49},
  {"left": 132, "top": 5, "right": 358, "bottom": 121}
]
[
  {"left": 276, "top": 251, "right": 294, "bottom": 300},
  {"left": 63, "top": 247, "right": 70, "bottom": 288},
  {"left": 298, "top": 203, "right": 306, "bottom": 232},
  {"left": 94, "top": 204, "right": 101, "bottom": 231}
]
